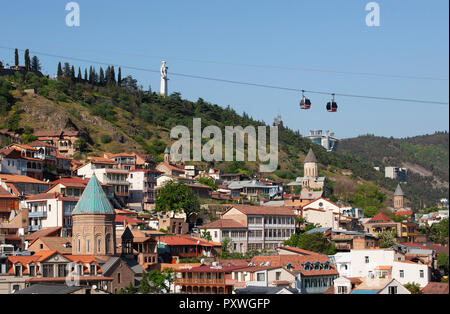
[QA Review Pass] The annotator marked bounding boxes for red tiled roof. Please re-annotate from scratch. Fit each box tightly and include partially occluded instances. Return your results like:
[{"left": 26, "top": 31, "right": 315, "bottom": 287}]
[
  {"left": 227, "top": 205, "right": 297, "bottom": 216},
  {"left": 26, "top": 192, "right": 60, "bottom": 201},
  {"left": 366, "top": 212, "right": 394, "bottom": 224},
  {"left": 250, "top": 254, "right": 338, "bottom": 276},
  {"left": 395, "top": 211, "right": 414, "bottom": 216},
  {"left": 279, "top": 246, "right": 322, "bottom": 256},
  {"left": 115, "top": 215, "right": 146, "bottom": 225},
  {"left": 88, "top": 157, "right": 116, "bottom": 164},
  {"left": 161, "top": 235, "right": 221, "bottom": 247},
  {"left": 27, "top": 140, "right": 57, "bottom": 148},
  {"left": 0, "top": 174, "right": 49, "bottom": 184},
  {"left": 421, "top": 282, "right": 449, "bottom": 294},
  {"left": 0, "top": 186, "right": 18, "bottom": 199},
  {"left": 25, "top": 227, "right": 62, "bottom": 241},
  {"left": 201, "top": 219, "right": 247, "bottom": 229}
]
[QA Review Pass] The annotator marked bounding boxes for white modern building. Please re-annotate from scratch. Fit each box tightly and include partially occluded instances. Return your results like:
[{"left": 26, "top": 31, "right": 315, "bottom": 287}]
[{"left": 306, "top": 130, "right": 339, "bottom": 152}]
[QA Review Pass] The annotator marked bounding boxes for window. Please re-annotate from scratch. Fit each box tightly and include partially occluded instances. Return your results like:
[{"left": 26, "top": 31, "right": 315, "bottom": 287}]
[
  {"left": 388, "top": 286, "right": 397, "bottom": 294},
  {"left": 29, "top": 265, "right": 36, "bottom": 277},
  {"left": 338, "top": 286, "right": 348, "bottom": 294},
  {"left": 14, "top": 265, "right": 21, "bottom": 277},
  {"left": 86, "top": 240, "right": 90, "bottom": 252},
  {"left": 42, "top": 264, "right": 54, "bottom": 278},
  {"left": 365, "top": 256, "right": 369, "bottom": 264},
  {"left": 214, "top": 231, "right": 218, "bottom": 238},
  {"left": 118, "top": 273, "right": 121, "bottom": 284},
  {"left": 90, "top": 264, "right": 96, "bottom": 275},
  {"left": 420, "top": 270, "right": 424, "bottom": 278},
  {"left": 399, "top": 270, "right": 404, "bottom": 278},
  {"left": 58, "top": 264, "right": 67, "bottom": 277},
  {"left": 276, "top": 272, "right": 281, "bottom": 281},
  {"left": 257, "top": 273, "right": 265, "bottom": 282}
]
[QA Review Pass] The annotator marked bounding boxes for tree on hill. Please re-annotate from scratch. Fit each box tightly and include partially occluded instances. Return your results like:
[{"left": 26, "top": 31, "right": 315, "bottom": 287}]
[
  {"left": 350, "top": 183, "right": 386, "bottom": 217},
  {"left": 57, "top": 62, "right": 63, "bottom": 78},
  {"left": 14, "top": 48, "right": 19, "bottom": 66},
  {"left": 30, "top": 56, "right": 41, "bottom": 72},
  {"left": 118, "top": 67, "right": 122, "bottom": 86},
  {"left": 155, "top": 180, "right": 200, "bottom": 222},
  {"left": 284, "top": 232, "right": 336, "bottom": 255},
  {"left": 24, "top": 49, "right": 30, "bottom": 70},
  {"left": 197, "top": 177, "right": 218, "bottom": 190}
]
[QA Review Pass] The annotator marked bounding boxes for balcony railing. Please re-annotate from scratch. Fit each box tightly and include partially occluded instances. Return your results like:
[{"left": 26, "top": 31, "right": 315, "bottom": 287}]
[
  {"left": 28, "top": 225, "right": 42, "bottom": 232},
  {"left": 28, "top": 212, "right": 47, "bottom": 218},
  {"left": 176, "top": 278, "right": 225, "bottom": 285}
]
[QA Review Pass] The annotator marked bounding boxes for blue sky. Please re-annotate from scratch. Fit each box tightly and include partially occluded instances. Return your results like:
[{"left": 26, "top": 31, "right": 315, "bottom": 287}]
[{"left": 0, "top": 0, "right": 448, "bottom": 139}]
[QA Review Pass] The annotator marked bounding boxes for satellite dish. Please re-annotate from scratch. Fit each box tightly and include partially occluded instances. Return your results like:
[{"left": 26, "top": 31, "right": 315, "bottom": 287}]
[
  {"left": 92, "top": 285, "right": 97, "bottom": 290},
  {"left": 103, "top": 285, "right": 108, "bottom": 291}
]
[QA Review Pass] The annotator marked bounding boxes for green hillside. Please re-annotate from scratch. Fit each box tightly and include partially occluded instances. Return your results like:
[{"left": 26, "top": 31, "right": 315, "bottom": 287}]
[{"left": 0, "top": 66, "right": 447, "bottom": 210}]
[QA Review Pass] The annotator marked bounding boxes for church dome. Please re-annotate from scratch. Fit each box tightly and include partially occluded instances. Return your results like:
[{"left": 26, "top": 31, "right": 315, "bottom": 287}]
[{"left": 72, "top": 174, "right": 115, "bottom": 215}]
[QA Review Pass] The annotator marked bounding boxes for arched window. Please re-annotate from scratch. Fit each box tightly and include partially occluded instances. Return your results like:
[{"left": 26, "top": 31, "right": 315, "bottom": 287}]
[{"left": 105, "top": 234, "right": 110, "bottom": 254}]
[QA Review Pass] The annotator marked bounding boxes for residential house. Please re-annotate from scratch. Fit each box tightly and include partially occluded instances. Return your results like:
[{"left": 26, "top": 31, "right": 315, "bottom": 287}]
[
  {"left": 231, "top": 265, "right": 297, "bottom": 289},
  {"left": 331, "top": 277, "right": 411, "bottom": 294},
  {"left": 0, "top": 250, "right": 112, "bottom": 294},
  {"left": 392, "top": 260, "right": 430, "bottom": 287},
  {"left": 158, "top": 235, "right": 221, "bottom": 260},
  {"left": 0, "top": 147, "right": 44, "bottom": 180},
  {"left": 201, "top": 205, "right": 296, "bottom": 253},
  {"left": 174, "top": 265, "right": 242, "bottom": 294},
  {"left": 158, "top": 216, "right": 189, "bottom": 235},
  {"left": 22, "top": 192, "right": 78, "bottom": 236},
  {"left": 128, "top": 169, "right": 160, "bottom": 210},
  {"left": 0, "top": 174, "right": 51, "bottom": 196},
  {"left": 34, "top": 130, "right": 80, "bottom": 157},
  {"left": 77, "top": 161, "right": 130, "bottom": 203},
  {"left": 250, "top": 254, "right": 339, "bottom": 294},
  {"left": 0, "top": 186, "right": 19, "bottom": 223},
  {"left": 364, "top": 212, "right": 401, "bottom": 236}
]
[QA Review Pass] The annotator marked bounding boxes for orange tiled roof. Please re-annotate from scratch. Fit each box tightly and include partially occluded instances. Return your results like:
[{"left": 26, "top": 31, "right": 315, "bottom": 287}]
[
  {"left": 227, "top": 205, "right": 297, "bottom": 216},
  {"left": 201, "top": 219, "right": 247, "bottom": 229},
  {"left": 0, "top": 174, "right": 48, "bottom": 184},
  {"left": 365, "top": 212, "right": 394, "bottom": 224},
  {"left": 279, "top": 246, "right": 322, "bottom": 256},
  {"left": 161, "top": 235, "right": 221, "bottom": 247},
  {"left": 250, "top": 254, "right": 339, "bottom": 276}
]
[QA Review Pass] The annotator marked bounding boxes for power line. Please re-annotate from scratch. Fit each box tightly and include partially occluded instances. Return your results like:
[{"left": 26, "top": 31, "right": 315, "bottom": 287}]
[{"left": 0, "top": 46, "right": 448, "bottom": 106}]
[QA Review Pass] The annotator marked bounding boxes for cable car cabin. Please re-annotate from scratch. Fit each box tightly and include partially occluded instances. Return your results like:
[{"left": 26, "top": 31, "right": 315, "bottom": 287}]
[
  {"left": 326, "top": 101, "right": 338, "bottom": 112},
  {"left": 300, "top": 97, "right": 311, "bottom": 109}
]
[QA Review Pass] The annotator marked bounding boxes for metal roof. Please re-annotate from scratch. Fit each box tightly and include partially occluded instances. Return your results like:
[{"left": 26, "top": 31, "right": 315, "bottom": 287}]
[{"left": 72, "top": 174, "right": 115, "bottom": 215}]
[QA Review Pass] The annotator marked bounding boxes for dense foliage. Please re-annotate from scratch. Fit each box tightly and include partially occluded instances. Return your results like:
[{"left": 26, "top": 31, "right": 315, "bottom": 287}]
[
  {"left": 154, "top": 180, "right": 200, "bottom": 222},
  {"left": 283, "top": 232, "right": 337, "bottom": 255}
]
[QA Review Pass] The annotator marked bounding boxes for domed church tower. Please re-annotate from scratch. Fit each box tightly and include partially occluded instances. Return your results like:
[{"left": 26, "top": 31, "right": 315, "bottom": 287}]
[
  {"left": 72, "top": 174, "right": 116, "bottom": 257},
  {"left": 394, "top": 184, "right": 405, "bottom": 210},
  {"left": 304, "top": 148, "right": 318, "bottom": 178}
]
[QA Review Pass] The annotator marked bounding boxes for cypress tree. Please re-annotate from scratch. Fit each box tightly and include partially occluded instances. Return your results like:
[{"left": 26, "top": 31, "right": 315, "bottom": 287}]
[
  {"left": 71, "top": 65, "right": 75, "bottom": 80},
  {"left": 105, "top": 66, "right": 111, "bottom": 85},
  {"left": 24, "top": 49, "right": 30, "bottom": 70},
  {"left": 111, "top": 66, "right": 116, "bottom": 85},
  {"left": 99, "top": 67, "right": 105, "bottom": 86},
  {"left": 89, "top": 66, "right": 93, "bottom": 84},
  {"left": 14, "top": 48, "right": 19, "bottom": 66},
  {"left": 57, "top": 62, "right": 63, "bottom": 78},
  {"left": 31, "top": 56, "right": 41, "bottom": 72},
  {"left": 77, "top": 67, "right": 82, "bottom": 81},
  {"left": 118, "top": 67, "right": 122, "bottom": 86},
  {"left": 84, "top": 68, "right": 88, "bottom": 81}
]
